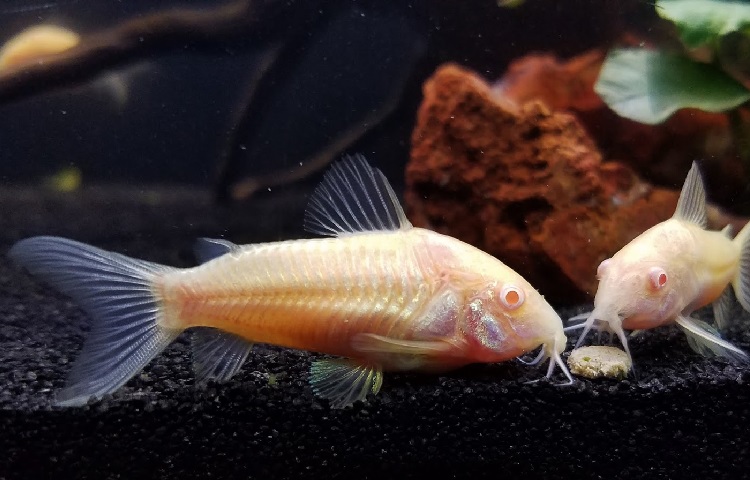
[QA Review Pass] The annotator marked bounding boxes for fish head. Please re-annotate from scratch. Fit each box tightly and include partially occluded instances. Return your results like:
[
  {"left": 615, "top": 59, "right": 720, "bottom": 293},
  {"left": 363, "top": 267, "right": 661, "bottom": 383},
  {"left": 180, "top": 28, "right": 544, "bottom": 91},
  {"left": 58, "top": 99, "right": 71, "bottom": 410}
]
[
  {"left": 460, "top": 279, "right": 567, "bottom": 363},
  {"left": 592, "top": 253, "right": 681, "bottom": 331}
]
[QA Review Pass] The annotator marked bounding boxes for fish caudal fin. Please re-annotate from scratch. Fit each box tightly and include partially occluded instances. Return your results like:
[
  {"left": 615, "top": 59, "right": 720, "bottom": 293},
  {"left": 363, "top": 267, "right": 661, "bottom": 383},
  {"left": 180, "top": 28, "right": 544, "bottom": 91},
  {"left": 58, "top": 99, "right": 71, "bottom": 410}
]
[
  {"left": 8, "top": 236, "right": 182, "bottom": 406},
  {"left": 732, "top": 220, "right": 750, "bottom": 314}
]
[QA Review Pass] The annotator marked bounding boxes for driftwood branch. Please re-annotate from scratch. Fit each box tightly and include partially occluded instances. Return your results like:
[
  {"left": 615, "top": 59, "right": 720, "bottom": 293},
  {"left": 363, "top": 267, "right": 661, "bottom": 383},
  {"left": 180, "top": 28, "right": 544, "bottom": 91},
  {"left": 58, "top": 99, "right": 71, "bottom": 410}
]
[{"left": 0, "top": 0, "right": 276, "bottom": 104}]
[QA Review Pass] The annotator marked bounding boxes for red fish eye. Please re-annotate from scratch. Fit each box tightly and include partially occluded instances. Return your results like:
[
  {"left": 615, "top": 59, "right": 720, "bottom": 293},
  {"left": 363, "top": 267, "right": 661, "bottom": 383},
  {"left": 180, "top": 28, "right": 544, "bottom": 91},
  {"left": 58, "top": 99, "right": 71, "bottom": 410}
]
[
  {"left": 648, "top": 267, "right": 668, "bottom": 290},
  {"left": 596, "top": 259, "right": 611, "bottom": 280},
  {"left": 500, "top": 285, "right": 524, "bottom": 309}
]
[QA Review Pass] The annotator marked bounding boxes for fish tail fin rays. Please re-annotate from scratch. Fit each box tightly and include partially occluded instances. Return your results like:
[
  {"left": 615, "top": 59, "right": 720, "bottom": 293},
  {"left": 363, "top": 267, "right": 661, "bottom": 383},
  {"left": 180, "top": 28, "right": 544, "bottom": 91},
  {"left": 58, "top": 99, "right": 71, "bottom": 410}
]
[
  {"left": 8, "top": 236, "right": 182, "bottom": 406},
  {"left": 732, "top": 219, "right": 750, "bottom": 313},
  {"left": 676, "top": 316, "right": 749, "bottom": 364}
]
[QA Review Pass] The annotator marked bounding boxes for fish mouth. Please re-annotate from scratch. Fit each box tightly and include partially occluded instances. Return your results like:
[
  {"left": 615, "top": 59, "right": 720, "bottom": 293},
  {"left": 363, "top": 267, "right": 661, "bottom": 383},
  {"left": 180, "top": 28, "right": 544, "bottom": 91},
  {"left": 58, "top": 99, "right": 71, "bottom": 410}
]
[
  {"left": 517, "top": 334, "right": 574, "bottom": 386},
  {"left": 564, "top": 309, "right": 633, "bottom": 363}
]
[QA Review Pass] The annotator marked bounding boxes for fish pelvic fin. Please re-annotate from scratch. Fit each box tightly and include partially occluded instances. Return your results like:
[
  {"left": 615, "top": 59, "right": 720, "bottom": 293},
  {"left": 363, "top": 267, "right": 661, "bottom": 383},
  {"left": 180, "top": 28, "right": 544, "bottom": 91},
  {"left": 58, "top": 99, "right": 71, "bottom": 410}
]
[
  {"left": 303, "top": 154, "right": 412, "bottom": 237},
  {"left": 309, "top": 358, "right": 383, "bottom": 408},
  {"left": 8, "top": 236, "right": 182, "bottom": 406},
  {"left": 676, "top": 315, "right": 748, "bottom": 364},
  {"left": 732, "top": 219, "right": 750, "bottom": 314},
  {"left": 672, "top": 161, "right": 708, "bottom": 228}
]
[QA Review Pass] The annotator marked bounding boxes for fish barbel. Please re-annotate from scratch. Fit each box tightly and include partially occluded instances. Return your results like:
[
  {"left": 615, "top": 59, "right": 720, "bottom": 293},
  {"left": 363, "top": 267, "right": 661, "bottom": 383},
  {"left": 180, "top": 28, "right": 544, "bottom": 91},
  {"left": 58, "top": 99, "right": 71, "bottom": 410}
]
[
  {"left": 567, "top": 161, "right": 750, "bottom": 366},
  {"left": 9, "top": 155, "right": 571, "bottom": 408}
]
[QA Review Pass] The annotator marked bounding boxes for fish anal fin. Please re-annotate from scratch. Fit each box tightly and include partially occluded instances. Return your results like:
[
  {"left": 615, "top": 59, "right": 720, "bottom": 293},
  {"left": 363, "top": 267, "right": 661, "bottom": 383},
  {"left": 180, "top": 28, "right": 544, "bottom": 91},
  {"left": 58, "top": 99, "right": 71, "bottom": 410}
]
[
  {"left": 675, "top": 315, "right": 748, "bottom": 363},
  {"left": 672, "top": 161, "right": 708, "bottom": 228},
  {"left": 303, "top": 154, "right": 412, "bottom": 237},
  {"left": 192, "top": 328, "right": 254, "bottom": 384},
  {"left": 194, "top": 238, "right": 240, "bottom": 264},
  {"left": 309, "top": 359, "right": 383, "bottom": 408}
]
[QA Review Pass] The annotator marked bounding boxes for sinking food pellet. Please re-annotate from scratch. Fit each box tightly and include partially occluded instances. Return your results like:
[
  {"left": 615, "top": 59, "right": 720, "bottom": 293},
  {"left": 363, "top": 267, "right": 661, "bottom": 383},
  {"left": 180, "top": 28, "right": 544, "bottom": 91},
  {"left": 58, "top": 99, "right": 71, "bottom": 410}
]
[{"left": 567, "top": 346, "right": 632, "bottom": 380}]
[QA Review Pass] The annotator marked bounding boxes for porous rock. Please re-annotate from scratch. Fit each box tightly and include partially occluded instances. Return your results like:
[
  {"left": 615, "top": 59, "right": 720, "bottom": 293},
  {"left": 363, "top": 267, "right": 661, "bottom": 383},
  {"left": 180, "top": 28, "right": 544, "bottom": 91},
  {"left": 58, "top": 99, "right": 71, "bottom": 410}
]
[{"left": 405, "top": 63, "right": 679, "bottom": 304}]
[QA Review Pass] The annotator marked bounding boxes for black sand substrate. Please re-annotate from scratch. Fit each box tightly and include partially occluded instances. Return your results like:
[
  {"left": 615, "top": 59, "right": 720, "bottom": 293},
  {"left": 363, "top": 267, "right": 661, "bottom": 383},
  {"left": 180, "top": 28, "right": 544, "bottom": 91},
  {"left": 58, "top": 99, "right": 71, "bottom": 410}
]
[{"left": 1, "top": 185, "right": 749, "bottom": 479}]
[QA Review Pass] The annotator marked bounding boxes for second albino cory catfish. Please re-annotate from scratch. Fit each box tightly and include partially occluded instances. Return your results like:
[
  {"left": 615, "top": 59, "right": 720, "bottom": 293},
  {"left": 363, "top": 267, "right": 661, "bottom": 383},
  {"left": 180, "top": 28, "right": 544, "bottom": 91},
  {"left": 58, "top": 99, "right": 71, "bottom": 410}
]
[
  {"left": 568, "top": 161, "right": 750, "bottom": 364},
  {"left": 9, "top": 155, "right": 572, "bottom": 408}
]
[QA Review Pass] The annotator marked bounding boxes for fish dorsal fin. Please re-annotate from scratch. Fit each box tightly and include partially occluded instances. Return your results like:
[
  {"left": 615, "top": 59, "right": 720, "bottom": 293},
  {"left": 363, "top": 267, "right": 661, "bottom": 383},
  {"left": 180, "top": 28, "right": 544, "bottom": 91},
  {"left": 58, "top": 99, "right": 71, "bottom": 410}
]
[
  {"left": 304, "top": 154, "right": 412, "bottom": 237},
  {"left": 673, "top": 161, "right": 708, "bottom": 228},
  {"left": 194, "top": 238, "right": 240, "bottom": 263}
]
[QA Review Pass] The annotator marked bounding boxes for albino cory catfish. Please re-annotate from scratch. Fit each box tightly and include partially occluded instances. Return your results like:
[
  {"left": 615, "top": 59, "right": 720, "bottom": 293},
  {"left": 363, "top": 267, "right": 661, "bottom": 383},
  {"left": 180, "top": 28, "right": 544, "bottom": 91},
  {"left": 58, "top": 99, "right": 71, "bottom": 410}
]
[
  {"left": 9, "top": 155, "right": 572, "bottom": 408},
  {"left": 567, "top": 161, "right": 750, "bottom": 364}
]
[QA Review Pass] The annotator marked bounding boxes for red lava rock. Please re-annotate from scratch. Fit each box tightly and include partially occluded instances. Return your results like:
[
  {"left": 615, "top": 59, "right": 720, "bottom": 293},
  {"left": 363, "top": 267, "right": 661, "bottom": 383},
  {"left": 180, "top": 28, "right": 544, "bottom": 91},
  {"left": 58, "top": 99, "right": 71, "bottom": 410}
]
[
  {"left": 494, "top": 50, "right": 745, "bottom": 207},
  {"left": 405, "top": 63, "right": 681, "bottom": 304}
]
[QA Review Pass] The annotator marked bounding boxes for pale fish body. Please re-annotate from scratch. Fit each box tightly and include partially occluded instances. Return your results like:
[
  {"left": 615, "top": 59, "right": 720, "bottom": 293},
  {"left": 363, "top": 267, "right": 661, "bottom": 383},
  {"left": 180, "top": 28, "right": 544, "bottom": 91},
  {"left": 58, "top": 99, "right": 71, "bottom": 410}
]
[
  {"left": 567, "top": 162, "right": 750, "bottom": 365},
  {"left": 10, "top": 155, "right": 572, "bottom": 408}
]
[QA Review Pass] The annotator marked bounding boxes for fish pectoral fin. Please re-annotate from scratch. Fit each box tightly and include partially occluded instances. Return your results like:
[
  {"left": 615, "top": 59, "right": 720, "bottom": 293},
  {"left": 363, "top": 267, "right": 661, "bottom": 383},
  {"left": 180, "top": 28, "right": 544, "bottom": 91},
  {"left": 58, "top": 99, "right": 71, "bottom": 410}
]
[
  {"left": 675, "top": 315, "right": 748, "bottom": 363},
  {"left": 193, "top": 238, "right": 240, "bottom": 263},
  {"left": 309, "top": 359, "right": 383, "bottom": 409},
  {"left": 303, "top": 154, "right": 412, "bottom": 237},
  {"left": 351, "top": 333, "right": 457, "bottom": 357},
  {"left": 192, "top": 327, "right": 254, "bottom": 384}
]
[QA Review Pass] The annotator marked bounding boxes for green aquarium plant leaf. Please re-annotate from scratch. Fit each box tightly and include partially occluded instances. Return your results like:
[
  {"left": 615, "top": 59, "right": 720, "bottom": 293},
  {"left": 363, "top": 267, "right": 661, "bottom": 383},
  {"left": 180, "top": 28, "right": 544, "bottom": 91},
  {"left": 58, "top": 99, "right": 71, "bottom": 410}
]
[
  {"left": 656, "top": 0, "right": 750, "bottom": 49},
  {"left": 594, "top": 49, "right": 750, "bottom": 124}
]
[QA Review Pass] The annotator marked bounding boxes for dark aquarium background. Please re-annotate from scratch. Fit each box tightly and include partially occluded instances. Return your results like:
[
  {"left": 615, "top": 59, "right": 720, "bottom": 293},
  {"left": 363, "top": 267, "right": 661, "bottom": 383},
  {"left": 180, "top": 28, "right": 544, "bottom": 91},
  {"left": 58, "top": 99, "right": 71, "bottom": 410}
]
[{"left": 1, "top": 0, "right": 750, "bottom": 479}]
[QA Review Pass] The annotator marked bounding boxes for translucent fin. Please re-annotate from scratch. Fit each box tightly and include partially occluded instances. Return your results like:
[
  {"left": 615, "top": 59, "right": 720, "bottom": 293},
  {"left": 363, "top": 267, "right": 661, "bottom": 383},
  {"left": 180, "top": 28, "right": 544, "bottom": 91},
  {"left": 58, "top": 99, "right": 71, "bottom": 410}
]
[
  {"left": 303, "top": 154, "right": 412, "bottom": 237},
  {"left": 732, "top": 220, "right": 750, "bottom": 313},
  {"left": 721, "top": 224, "right": 734, "bottom": 238},
  {"left": 672, "top": 161, "right": 707, "bottom": 228},
  {"left": 193, "top": 238, "right": 239, "bottom": 264},
  {"left": 351, "top": 333, "right": 455, "bottom": 356},
  {"left": 309, "top": 359, "right": 383, "bottom": 408},
  {"left": 712, "top": 287, "right": 735, "bottom": 331},
  {"left": 192, "top": 328, "right": 254, "bottom": 384},
  {"left": 7, "top": 236, "right": 181, "bottom": 406},
  {"left": 676, "top": 315, "right": 748, "bottom": 363}
]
